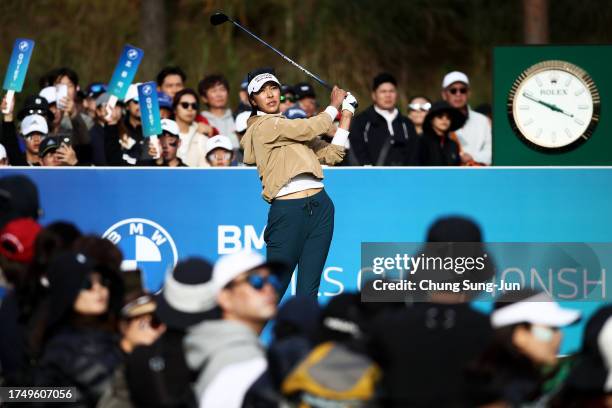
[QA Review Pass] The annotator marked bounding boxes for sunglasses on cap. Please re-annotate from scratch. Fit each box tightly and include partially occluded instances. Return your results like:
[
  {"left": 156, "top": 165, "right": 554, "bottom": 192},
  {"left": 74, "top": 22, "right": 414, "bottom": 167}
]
[
  {"left": 229, "top": 274, "right": 281, "bottom": 291},
  {"left": 408, "top": 102, "right": 431, "bottom": 112},
  {"left": 80, "top": 274, "right": 111, "bottom": 291},
  {"left": 447, "top": 87, "right": 468, "bottom": 95},
  {"left": 179, "top": 102, "right": 198, "bottom": 110}
]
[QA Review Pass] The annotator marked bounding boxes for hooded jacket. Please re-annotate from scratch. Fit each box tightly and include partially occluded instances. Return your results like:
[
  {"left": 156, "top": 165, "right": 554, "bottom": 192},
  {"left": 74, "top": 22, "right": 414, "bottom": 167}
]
[
  {"left": 183, "top": 319, "right": 267, "bottom": 406},
  {"left": 241, "top": 112, "right": 345, "bottom": 203}
]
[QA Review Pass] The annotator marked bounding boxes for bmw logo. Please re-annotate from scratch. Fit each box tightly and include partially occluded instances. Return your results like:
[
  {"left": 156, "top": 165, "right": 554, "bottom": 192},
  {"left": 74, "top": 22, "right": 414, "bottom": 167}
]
[
  {"left": 127, "top": 49, "right": 139, "bottom": 60},
  {"left": 102, "top": 218, "right": 178, "bottom": 292}
]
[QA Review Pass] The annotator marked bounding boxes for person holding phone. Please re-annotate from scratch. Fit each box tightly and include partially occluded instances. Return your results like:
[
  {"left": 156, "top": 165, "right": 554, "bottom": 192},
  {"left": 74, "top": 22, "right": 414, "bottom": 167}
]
[
  {"left": 50, "top": 67, "right": 94, "bottom": 163},
  {"left": 240, "top": 68, "right": 356, "bottom": 299}
]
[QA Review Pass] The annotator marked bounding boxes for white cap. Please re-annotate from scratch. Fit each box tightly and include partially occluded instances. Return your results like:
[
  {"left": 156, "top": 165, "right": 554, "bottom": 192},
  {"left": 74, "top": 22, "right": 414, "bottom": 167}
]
[
  {"left": 235, "top": 111, "right": 251, "bottom": 133},
  {"left": 21, "top": 114, "right": 49, "bottom": 136},
  {"left": 0, "top": 143, "right": 6, "bottom": 161},
  {"left": 205, "top": 135, "right": 233, "bottom": 156},
  {"left": 161, "top": 119, "right": 180, "bottom": 137},
  {"left": 491, "top": 292, "right": 581, "bottom": 328},
  {"left": 442, "top": 71, "right": 469, "bottom": 89},
  {"left": 247, "top": 73, "right": 281, "bottom": 95},
  {"left": 212, "top": 250, "right": 271, "bottom": 291},
  {"left": 124, "top": 83, "right": 141, "bottom": 103},
  {"left": 39, "top": 86, "right": 57, "bottom": 104}
]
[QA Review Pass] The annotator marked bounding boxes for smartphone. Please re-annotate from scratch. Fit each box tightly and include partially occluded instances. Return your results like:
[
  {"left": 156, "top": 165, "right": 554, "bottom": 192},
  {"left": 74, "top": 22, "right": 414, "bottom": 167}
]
[
  {"left": 56, "top": 84, "right": 68, "bottom": 110},
  {"left": 60, "top": 135, "right": 72, "bottom": 147}
]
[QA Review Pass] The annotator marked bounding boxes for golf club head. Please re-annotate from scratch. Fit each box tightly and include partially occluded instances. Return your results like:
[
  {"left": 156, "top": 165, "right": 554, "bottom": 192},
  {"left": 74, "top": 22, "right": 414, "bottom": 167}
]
[{"left": 210, "top": 12, "right": 229, "bottom": 26}]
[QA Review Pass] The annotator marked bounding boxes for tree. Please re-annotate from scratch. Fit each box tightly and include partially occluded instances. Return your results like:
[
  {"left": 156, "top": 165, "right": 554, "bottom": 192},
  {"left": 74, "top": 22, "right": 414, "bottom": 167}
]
[{"left": 523, "top": 0, "right": 549, "bottom": 44}]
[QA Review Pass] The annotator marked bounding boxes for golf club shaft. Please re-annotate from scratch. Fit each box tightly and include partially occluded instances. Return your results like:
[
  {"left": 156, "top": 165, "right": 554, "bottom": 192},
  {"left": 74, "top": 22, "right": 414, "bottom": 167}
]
[{"left": 228, "top": 18, "right": 333, "bottom": 90}]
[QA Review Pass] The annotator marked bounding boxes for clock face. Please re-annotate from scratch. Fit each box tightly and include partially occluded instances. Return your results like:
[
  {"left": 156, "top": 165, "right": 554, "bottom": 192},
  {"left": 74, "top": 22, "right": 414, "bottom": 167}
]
[{"left": 507, "top": 60, "right": 600, "bottom": 151}]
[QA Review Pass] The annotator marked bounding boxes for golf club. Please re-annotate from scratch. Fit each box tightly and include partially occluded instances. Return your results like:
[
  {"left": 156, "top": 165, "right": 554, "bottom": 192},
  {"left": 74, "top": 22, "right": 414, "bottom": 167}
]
[{"left": 210, "top": 11, "right": 333, "bottom": 91}]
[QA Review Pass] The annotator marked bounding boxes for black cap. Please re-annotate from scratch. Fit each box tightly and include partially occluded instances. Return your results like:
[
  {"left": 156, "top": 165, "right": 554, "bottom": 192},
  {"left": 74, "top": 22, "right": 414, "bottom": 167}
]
[
  {"left": 17, "top": 95, "right": 53, "bottom": 122},
  {"left": 372, "top": 72, "right": 397, "bottom": 91},
  {"left": 423, "top": 101, "right": 467, "bottom": 133},
  {"left": 281, "top": 84, "right": 295, "bottom": 96},
  {"left": 45, "top": 251, "right": 122, "bottom": 330},
  {"left": 0, "top": 175, "right": 41, "bottom": 227},
  {"left": 294, "top": 82, "right": 316, "bottom": 100},
  {"left": 86, "top": 82, "right": 107, "bottom": 98},
  {"left": 39, "top": 136, "right": 61, "bottom": 158},
  {"left": 155, "top": 257, "right": 221, "bottom": 330}
]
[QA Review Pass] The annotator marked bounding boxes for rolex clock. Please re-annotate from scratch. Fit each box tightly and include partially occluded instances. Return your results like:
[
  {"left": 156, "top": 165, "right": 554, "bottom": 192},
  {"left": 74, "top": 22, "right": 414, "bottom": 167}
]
[{"left": 507, "top": 60, "right": 600, "bottom": 151}]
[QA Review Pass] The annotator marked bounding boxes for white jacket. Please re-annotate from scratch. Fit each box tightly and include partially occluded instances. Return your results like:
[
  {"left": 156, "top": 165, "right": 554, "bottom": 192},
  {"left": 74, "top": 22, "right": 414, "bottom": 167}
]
[{"left": 455, "top": 108, "right": 492, "bottom": 165}]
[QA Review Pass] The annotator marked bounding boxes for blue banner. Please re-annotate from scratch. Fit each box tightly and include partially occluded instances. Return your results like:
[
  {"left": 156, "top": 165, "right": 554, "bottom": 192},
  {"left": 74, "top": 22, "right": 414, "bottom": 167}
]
[
  {"left": 2, "top": 39, "right": 35, "bottom": 91},
  {"left": 2, "top": 167, "right": 611, "bottom": 352},
  {"left": 138, "top": 82, "right": 162, "bottom": 137},
  {"left": 107, "top": 45, "right": 143, "bottom": 100}
]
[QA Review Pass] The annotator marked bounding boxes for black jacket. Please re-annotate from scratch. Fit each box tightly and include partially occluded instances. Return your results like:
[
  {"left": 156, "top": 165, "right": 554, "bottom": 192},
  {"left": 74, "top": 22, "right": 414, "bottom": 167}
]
[
  {"left": 419, "top": 130, "right": 461, "bottom": 166},
  {"left": 104, "top": 115, "right": 151, "bottom": 166},
  {"left": 348, "top": 105, "right": 419, "bottom": 166},
  {"left": 1, "top": 120, "right": 29, "bottom": 166},
  {"left": 367, "top": 303, "right": 492, "bottom": 407},
  {"left": 34, "top": 326, "right": 122, "bottom": 407}
]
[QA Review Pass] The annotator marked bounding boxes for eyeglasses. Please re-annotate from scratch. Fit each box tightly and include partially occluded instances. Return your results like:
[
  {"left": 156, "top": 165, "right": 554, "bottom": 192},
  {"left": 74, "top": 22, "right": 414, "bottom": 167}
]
[
  {"left": 207, "top": 151, "right": 232, "bottom": 162},
  {"left": 80, "top": 274, "right": 110, "bottom": 291},
  {"left": 408, "top": 102, "right": 431, "bottom": 112},
  {"left": 179, "top": 102, "right": 198, "bottom": 110},
  {"left": 25, "top": 133, "right": 43, "bottom": 140},
  {"left": 531, "top": 325, "right": 558, "bottom": 342},
  {"left": 280, "top": 95, "right": 294, "bottom": 103},
  {"left": 448, "top": 87, "right": 468, "bottom": 95},
  {"left": 229, "top": 274, "right": 281, "bottom": 291}
]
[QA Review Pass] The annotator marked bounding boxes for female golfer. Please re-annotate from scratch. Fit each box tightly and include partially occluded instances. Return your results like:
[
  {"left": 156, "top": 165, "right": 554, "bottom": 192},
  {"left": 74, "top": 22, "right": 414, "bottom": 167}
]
[{"left": 240, "top": 68, "right": 356, "bottom": 298}]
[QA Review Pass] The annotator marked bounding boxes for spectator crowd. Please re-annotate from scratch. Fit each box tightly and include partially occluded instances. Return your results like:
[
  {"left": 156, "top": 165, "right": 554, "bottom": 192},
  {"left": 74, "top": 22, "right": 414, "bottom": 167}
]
[
  {"left": 0, "top": 65, "right": 494, "bottom": 168},
  {"left": 0, "top": 175, "right": 610, "bottom": 408}
]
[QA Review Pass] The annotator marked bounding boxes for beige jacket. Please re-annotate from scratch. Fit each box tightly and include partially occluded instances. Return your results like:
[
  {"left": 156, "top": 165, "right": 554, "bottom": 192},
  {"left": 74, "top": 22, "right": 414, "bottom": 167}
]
[
  {"left": 178, "top": 123, "right": 209, "bottom": 167},
  {"left": 241, "top": 112, "right": 345, "bottom": 202}
]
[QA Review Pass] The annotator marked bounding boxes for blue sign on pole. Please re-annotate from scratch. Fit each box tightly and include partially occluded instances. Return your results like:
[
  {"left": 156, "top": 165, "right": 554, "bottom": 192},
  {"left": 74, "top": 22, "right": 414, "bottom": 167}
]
[
  {"left": 138, "top": 82, "right": 162, "bottom": 137},
  {"left": 107, "top": 45, "right": 144, "bottom": 101},
  {"left": 2, "top": 38, "right": 35, "bottom": 92}
]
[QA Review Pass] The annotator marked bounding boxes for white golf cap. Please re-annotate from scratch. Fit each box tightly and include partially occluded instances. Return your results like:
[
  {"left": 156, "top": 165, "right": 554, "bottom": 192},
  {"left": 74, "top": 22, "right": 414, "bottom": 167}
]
[
  {"left": 21, "top": 114, "right": 49, "bottom": 136},
  {"left": 205, "top": 135, "right": 234, "bottom": 156},
  {"left": 0, "top": 143, "right": 6, "bottom": 161},
  {"left": 235, "top": 110, "right": 251, "bottom": 133},
  {"left": 491, "top": 292, "right": 581, "bottom": 328},
  {"left": 442, "top": 71, "right": 470, "bottom": 89},
  {"left": 161, "top": 119, "right": 180, "bottom": 137},
  {"left": 124, "top": 83, "right": 140, "bottom": 103},
  {"left": 247, "top": 72, "right": 281, "bottom": 95},
  {"left": 39, "top": 86, "right": 57, "bottom": 105},
  {"left": 213, "top": 250, "right": 282, "bottom": 291}
]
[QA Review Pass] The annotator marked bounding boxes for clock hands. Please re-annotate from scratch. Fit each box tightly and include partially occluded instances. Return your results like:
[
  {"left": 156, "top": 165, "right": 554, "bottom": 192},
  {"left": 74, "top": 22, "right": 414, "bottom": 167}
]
[{"left": 522, "top": 91, "right": 574, "bottom": 118}]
